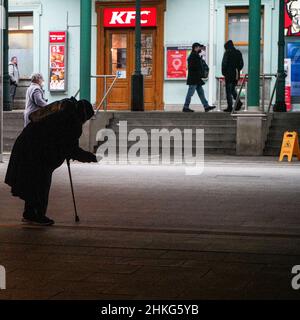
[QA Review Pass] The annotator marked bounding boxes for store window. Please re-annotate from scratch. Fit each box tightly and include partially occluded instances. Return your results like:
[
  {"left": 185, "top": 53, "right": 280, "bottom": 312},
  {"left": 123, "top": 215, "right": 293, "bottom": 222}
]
[
  {"left": 141, "top": 33, "right": 153, "bottom": 78},
  {"left": 8, "top": 13, "right": 33, "bottom": 79},
  {"left": 110, "top": 33, "right": 127, "bottom": 78},
  {"left": 226, "top": 7, "right": 264, "bottom": 73}
]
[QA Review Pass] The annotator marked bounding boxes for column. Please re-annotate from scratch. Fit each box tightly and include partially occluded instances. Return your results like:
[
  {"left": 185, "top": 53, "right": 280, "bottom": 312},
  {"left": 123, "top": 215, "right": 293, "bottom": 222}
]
[
  {"left": 80, "top": 0, "right": 92, "bottom": 101},
  {"left": 247, "top": 0, "right": 261, "bottom": 111}
]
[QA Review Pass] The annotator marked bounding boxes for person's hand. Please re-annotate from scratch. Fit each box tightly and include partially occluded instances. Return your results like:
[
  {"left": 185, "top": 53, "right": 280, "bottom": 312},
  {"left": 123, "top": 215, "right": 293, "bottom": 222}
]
[
  {"left": 85, "top": 152, "right": 97, "bottom": 163},
  {"left": 90, "top": 154, "right": 98, "bottom": 163}
]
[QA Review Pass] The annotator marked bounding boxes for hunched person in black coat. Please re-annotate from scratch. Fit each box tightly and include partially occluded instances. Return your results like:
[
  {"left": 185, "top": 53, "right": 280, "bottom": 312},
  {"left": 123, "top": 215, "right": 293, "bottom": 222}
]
[{"left": 5, "top": 98, "right": 97, "bottom": 226}]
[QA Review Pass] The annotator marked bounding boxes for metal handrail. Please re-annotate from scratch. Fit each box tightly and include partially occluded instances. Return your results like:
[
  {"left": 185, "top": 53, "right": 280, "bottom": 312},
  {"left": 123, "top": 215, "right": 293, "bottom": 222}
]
[
  {"left": 72, "top": 75, "right": 118, "bottom": 113},
  {"left": 267, "top": 73, "right": 280, "bottom": 114},
  {"left": 73, "top": 89, "right": 80, "bottom": 99},
  {"left": 216, "top": 73, "right": 277, "bottom": 114},
  {"left": 91, "top": 74, "right": 118, "bottom": 112},
  {"left": 232, "top": 75, "right": 247, "bottom": 114}
]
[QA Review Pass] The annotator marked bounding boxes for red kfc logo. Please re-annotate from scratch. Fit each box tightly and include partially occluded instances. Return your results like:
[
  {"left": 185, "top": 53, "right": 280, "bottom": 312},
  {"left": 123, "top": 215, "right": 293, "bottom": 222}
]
[{"left": 103, "top": 8, "right": 157, "bottom": 27}]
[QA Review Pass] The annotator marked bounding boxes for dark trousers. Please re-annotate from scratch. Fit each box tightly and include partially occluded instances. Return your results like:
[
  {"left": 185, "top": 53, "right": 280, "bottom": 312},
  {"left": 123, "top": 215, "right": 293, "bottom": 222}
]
[
  {"left": 225, "top": 82, "right": 238, "bottom": 110},
  {"left": 9, "top": 84, "right": 17, "bottom": 107},
  {"left": 23, "top": 174, "right": 52, "bottom": 217}
]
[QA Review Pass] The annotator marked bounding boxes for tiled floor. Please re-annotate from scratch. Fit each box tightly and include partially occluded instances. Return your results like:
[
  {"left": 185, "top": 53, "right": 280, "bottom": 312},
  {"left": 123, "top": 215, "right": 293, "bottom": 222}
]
[{"left": 0, "top": 156, "right": 300, "bottom": 299}]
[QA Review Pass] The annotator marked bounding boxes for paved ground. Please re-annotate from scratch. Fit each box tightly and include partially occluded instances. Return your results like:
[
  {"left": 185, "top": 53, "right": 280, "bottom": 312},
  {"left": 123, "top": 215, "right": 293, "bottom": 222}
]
[{"left": 0, "top": 155, "right": 300, "bottom": 299}]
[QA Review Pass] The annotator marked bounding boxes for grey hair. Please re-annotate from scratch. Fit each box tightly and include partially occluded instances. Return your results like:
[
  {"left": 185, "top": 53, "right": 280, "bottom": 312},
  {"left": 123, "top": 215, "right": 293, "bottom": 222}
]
[{"left": 31, "top": 73, "right": 44, "bottom": 83}]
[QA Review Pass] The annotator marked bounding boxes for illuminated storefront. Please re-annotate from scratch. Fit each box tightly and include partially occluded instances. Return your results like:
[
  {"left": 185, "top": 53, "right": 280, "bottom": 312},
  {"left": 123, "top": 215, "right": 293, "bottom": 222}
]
[{"left": 8, "top": 0, "right": 286, "bottom": 110}]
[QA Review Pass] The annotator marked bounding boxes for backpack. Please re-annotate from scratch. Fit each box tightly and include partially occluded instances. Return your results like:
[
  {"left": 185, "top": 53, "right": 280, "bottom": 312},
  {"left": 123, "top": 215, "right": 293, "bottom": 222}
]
[
  {"left": 200, "top": 57, "right": 209, "bottom": 79},
  {"left": 235, "top": 50, "right": 244, "bottom": 71}
]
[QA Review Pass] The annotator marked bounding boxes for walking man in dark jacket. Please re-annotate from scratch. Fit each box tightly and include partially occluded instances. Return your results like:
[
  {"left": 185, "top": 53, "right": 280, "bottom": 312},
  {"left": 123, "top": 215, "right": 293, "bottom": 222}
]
[
  {"left": 183, "top": 43, "right": 215, "bottom": 112},
  {"left": 5, "top": 98, "right": 97, "bottom": 226},
  {"left": 222, "top": 40, "right": 244, "bottom": 112}
]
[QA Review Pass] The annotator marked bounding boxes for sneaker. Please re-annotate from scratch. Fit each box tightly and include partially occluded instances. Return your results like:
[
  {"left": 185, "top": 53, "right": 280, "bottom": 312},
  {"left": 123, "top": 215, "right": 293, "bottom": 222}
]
[
  {"left": 205, "top": 106, "right": 216, "bottom": 112},
  {"left": 235, "top": 100, "right": 243, "bottom": 111},
  {"left": 182, "top": 107, "right": 194, "bottom": 112}
]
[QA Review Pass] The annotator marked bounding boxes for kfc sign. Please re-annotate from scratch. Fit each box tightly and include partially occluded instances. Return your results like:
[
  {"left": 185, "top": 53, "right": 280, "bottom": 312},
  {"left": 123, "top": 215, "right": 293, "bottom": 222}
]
[{"left": 103, "top": 8, "right": 157, "bottom": 27}]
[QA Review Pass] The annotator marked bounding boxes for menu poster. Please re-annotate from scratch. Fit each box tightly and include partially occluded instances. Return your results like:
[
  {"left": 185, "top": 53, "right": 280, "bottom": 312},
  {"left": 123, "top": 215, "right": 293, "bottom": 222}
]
[
  {"left": 165, "top": 45, "right": 207, "bottom": 80},
  {"left": 49, "top": 31, "right": 67, "bottom": 92},
  {"left": 285, "top": 58, "right": 292, "bottom": 111}
]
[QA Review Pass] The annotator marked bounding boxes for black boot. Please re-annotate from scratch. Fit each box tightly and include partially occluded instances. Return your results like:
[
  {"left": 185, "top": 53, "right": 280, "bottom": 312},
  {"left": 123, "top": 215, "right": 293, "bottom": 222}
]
[
  {"left": 235, "top": 100, "right": 243, "bottom": 111},
  {"left": 22, "top": 202, "right": 36, "bottom": 222}
]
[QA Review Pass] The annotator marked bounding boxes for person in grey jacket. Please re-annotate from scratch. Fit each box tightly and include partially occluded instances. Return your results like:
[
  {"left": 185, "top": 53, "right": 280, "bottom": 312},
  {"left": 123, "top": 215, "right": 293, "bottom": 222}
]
[
  {"left": 24, "top": 73, "right": 48, "bottom": 127},
  {"left": 9, "top": 56, "right": 20, "bottom": 107}
]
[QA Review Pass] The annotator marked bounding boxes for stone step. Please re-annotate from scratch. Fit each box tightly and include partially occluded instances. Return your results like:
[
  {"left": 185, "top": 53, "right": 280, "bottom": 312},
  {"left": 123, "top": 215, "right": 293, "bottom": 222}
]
[
  {"left": 264, "top": 148, "right": 280, "bottom": 156},
  {"left": 97, "top": 140, "right": 236, "bottom": 149},
  {"left": 99, "top": 133, "right": 236, "bottom": 142},
  {"left": 99, "top": 111, "right": 237, "bottom": 155},
  {"left": 109, "top": 125, "right": 236, "bottom": 134},
  {"left": 267, "top": 132, "right": 287, "bottom": 140},
  {"left": 12, "top": 99, "right": 26, "bottom": 110},
  {"left": 3, "top": 111, "right": 24, "bottom": 118},
  {"left": 271, "top": 120, "right": 300, "bottom": 126},
  {"left": 110, "top": 119, "right": 235, "bottom": 126},
  {"left": 111, "top": 112, "right": 233, "bottom": 119},
  {"left": 3, "top": 121, "right": 24, "bottom": 128},
  {"left": 268, "top": 127, "right": 300, "bottom": 133},
  {"left": 3, "top": 112, "right": 25, "bottom": 152},
  {"left": 272, "top": 112, "right": 300, "bottom": 120},
  {"left": 96, "top": 148, "right": 236, "bottom": 156}
]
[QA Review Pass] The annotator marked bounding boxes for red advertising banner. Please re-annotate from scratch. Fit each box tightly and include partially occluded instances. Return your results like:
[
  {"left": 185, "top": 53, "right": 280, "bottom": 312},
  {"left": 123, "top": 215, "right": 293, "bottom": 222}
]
[
  {"left": 165, "top": 45, "right": 207, "bottom": 80},
  {"left": 285, "top": 0, "right": 300, "bottom": 36},
  {"left": 166, "top": 49, "right": 188, "bottom": 79},
  {"left": 49, "top": 31, "right": 67, "bottom": 43},
  {"left": 285, "top": 58, "right": 292, "bottom": 111},
  {"left": 103, "top": 7, "right": 157, "bottom": 27},
  {"left": 285, "top": 86, "right": 292, "bottom": 111},
  {"left": 49, "top": 31, "right": 67, "bottom": 91}
]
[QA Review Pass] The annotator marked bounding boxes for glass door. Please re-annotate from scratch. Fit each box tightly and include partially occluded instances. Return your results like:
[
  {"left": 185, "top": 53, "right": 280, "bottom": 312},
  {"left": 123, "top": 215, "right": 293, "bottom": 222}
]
[{"left": 105, "top": 30, "right": 132, "bottom": 110}]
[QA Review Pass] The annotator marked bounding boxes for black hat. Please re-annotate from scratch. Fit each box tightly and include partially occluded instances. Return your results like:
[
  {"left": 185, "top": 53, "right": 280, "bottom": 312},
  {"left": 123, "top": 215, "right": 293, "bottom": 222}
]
[
  {"left": 77, "top": 99, "right": 95, "bottom": 123},
  {"left": 192, "top": 42, "right": 204, "bottom": 51}
]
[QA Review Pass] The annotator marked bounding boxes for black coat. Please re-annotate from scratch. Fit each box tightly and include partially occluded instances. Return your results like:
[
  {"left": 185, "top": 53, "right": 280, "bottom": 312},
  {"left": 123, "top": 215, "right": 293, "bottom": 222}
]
[
  {"left": 187, "top": 51, "right": 205, "bottom": 86},
  {"left": 5, "top": 99, "right": 96, "bottom": 204},
  {"left": 222, "top": 42, "right": 244, "bottom": 84}
]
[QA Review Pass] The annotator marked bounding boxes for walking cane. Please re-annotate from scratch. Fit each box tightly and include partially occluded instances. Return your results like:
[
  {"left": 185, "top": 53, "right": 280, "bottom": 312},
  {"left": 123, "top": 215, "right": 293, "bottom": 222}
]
[{"left": 66, "top": 159, "right": 80, "bottom": 222}]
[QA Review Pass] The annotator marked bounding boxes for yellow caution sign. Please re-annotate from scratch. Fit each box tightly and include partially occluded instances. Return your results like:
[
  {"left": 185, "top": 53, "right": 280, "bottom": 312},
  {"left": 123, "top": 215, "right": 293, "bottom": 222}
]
[{"left": 279, "top": 131, "right": 300, "bottom": 162}]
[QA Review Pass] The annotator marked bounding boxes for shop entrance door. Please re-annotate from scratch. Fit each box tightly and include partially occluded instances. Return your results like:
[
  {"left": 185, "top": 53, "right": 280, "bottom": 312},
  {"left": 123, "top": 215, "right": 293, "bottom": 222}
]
[{"left": 104, "top": 29, "right": 157, "bottom": 110}]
